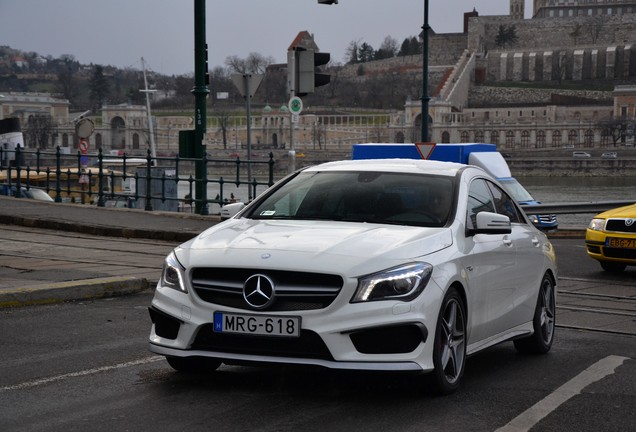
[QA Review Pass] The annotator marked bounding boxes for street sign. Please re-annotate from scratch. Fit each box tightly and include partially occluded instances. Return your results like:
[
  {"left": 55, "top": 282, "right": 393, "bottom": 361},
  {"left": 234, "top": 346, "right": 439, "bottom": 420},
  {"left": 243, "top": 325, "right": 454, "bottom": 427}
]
[
  {"left": 288, "top": 96, "right": 303, "bottom": 115},
  {"left": 79, "top": 139, "right": 89, "bottom": 154},
  {"left": 291, "top": 114, "right": 299, "bottom": 123},
  {"left": 75, "top": 118, "right": 94, "bottom": 139},
  {"left": 231, "top": 74, "right": 264, "bottom": 98}
]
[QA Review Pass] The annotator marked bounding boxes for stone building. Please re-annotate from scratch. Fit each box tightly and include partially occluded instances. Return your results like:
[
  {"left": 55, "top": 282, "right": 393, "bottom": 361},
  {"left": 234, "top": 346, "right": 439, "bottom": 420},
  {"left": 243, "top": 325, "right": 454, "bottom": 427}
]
[{"left": 533, "top": 0, "right": 636, "bottom": 18}]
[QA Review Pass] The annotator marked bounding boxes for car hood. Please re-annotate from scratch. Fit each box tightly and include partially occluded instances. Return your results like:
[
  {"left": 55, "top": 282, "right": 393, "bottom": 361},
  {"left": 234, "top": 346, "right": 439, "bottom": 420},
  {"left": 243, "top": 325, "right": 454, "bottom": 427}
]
[
  {"left": 596, "top": 203, "right": 636, "bottom": 219},
  {"left": 176, "top": 219, "right": 453, "bottom": 274}
]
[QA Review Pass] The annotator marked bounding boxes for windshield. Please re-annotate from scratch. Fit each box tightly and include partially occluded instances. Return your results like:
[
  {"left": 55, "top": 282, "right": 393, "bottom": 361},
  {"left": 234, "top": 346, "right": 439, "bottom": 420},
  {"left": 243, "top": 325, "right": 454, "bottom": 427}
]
[
  {"left": 498, "top": 178, "right": 534, "bottom": 202},
  {"left": 246, "top": 171, "right": 455, "bottom": 227}
]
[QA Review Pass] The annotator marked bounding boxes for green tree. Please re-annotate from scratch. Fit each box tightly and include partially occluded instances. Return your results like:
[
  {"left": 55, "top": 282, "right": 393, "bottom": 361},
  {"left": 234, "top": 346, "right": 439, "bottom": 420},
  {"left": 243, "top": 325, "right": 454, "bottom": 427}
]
[
  {"left": 358, "top": 42, "right": 375, "bottom": 63},
  {"left": 398, "top": 36, "right": 421, "bottom": 56},
  {"left": 89, "top": 65, "right": 110, "bottom": 110},
  {"left": 495, "top": 24, "right": 519, "bottom": 49}
]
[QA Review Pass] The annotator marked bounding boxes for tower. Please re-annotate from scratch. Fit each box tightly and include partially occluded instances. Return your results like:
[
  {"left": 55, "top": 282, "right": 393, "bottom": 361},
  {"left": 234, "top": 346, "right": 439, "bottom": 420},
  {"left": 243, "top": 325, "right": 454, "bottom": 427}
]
[{"left": 510, "top": 0, "right": 525, "bottom": 20}]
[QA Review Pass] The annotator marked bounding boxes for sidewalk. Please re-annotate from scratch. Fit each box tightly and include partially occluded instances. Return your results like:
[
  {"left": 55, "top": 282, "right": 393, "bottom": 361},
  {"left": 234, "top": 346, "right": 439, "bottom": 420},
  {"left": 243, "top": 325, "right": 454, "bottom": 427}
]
[{"left": 0, "top": 195, "right": 221, "bottom": 307}]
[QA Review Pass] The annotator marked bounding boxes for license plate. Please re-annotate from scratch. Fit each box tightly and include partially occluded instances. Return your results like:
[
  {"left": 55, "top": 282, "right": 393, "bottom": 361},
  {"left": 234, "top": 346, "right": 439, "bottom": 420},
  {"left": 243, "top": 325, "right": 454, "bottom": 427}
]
[
  {"left": 213, "top": 312, "right": 301, "bottom": 337},
  {"left": 607, "top": 238, "right": 636, "bottom": 249}
]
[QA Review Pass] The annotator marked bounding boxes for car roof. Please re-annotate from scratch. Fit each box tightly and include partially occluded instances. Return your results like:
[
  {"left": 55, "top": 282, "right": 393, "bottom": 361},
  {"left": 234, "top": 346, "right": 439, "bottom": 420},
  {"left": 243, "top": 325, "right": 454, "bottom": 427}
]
[{"left": 302, "top": 158, "right": 467, "bottom": 177}]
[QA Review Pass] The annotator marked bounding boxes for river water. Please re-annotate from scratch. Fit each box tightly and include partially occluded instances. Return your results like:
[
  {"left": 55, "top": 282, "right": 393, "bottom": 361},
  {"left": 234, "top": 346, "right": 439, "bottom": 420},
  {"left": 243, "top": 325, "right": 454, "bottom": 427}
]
[{"left": 520, "top": 176, "right": 636, "bottom": 227}]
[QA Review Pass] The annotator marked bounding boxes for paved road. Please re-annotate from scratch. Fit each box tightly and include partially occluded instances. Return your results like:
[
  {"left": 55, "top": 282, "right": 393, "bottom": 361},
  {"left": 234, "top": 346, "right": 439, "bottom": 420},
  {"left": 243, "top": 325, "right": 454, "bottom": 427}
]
[{"left": 1, "top": 292, "right": 635, "bottom": 432}]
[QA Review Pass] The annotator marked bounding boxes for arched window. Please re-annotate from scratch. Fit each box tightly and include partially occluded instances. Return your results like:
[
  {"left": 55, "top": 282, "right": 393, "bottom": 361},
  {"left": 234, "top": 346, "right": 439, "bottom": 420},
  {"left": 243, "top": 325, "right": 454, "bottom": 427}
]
[
  {"left": 552, "top": 130, "right": 562, "bottom": 147},
  {"left": 506, "top": 130, "right": 515, "bottom": 148},
  {"left": 474, "top": 130, "right": 484, "bottom": 142},
  {"left": 601, "top": 130, "right": 610, "bottom": 147},
  {"left": 584, "top": 129, "right": 594, "bottom": 147},
  {"left": 460, "top": 131, "right": 469, "bottom": 143},
  {"left": 568, "top": 130, "right": 578, "bottom": 147},
  {"left": 521, "top": 130, "right": 530, "bottom": 148},
  {"left": 132, "top": 133, "right": 140, "bottom": 150},
  {"left": 536, "top": 130, "right": 546, "bottom": 148},
  {"left": 441, "top": 131, "right": 450, "bottom": 143},
  {"left": 395, "top": 131, "right": 405, "bottom": 143},
  {"left": 490, "top": 130, "right": 499, "bottom": 145}
]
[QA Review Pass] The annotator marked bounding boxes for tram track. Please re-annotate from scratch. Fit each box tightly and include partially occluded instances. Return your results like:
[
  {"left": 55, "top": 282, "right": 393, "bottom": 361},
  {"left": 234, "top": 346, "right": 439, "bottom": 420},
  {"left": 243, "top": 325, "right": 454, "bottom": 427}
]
[{"left": 556, "top": 287, "right": 636, "bottom": 336}]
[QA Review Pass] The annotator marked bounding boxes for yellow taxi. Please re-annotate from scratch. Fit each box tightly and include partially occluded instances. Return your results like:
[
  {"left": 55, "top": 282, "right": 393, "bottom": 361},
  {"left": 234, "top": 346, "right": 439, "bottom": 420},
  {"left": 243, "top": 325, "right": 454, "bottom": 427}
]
[{"left": 585, "top": 203, "right": 636, "bottom": 272}]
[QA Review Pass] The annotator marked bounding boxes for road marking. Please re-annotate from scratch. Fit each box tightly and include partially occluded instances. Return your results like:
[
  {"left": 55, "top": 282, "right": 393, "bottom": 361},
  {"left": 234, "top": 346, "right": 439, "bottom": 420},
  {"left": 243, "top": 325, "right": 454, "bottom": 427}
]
[
  {"left": 496, "top": 355, "right": 629, "bottom": 432},
  {"left": 0, "top": 355, "right": 163, "bottom": 391}
]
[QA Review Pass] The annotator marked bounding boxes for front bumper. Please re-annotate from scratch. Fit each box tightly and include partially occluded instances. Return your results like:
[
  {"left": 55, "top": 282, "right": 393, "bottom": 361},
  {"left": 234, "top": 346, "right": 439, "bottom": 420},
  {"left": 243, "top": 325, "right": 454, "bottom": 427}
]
[
  {"left": 148, "top": 280, "right": 439, "bottom": 372},
  {"left": 585, "top": 229, "right": 636, "bottom": 264}
]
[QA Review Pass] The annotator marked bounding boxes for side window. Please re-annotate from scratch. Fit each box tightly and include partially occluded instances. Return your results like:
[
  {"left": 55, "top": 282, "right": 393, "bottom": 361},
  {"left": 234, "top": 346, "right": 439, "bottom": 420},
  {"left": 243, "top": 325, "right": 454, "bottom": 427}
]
[
  {"left": 486, "top": 181, "right": 524, "bottom": 224},
  {"left": 466, "top": 179, "right": 496, "bottom": 230}
]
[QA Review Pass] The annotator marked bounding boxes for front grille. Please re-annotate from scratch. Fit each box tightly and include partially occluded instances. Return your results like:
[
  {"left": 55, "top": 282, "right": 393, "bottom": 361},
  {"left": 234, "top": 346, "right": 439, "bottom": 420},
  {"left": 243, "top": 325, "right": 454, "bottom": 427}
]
[
  {"left": 191, "top": 324, "right": 334, "bottom": 361},
  {"left": 191, "top": 268, "right": 343, "bottom": 311},
  {"left": 606, "top": 219, "right": 636, "bottom": 234},
  {"left": 538, "top": 214, "right": 557, "bottom": 224}
]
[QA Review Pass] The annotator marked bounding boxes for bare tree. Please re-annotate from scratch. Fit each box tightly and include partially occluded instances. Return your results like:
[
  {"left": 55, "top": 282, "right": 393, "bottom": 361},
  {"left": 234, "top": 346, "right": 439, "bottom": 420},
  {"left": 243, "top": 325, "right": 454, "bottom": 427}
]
[
  {"left": 225, "top": 53, "right": 274, "bottom": 74},
  {"left": 24, "top": 114, "right": 53, "bottom": 149},
  {"left": 570, "top": 23, "right": 583, "bottom": 45},
  {"left": 597, "top": 116, "right": 636, "bottom": 146},
  {"left": 344, "top": 40, "right": 361, "bottom": 64},
  {"left": 586, "top": 15, "right": 606, "bottom": 44},
  {"left": 375, "top": 35, "right": 399, "bottom": 60}
]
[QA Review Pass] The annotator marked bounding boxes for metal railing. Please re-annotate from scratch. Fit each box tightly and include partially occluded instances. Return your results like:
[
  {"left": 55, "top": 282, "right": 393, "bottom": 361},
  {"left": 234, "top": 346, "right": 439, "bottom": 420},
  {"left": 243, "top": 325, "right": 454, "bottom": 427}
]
[
  {"left": 0, "top": 146, "right": 276, "bottom": 215},
  {"left": 520, "top": 201, "right": 636, "bottom": 215}
]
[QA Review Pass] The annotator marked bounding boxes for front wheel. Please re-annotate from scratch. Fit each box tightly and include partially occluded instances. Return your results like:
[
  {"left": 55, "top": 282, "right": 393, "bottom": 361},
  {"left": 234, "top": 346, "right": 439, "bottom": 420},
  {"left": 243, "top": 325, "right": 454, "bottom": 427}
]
[
  {"left": 514, "top": 273, "right": 555, "bottom": 354},
  {"left": 429, "top": 287, "right": 466, "bottom": 395}
]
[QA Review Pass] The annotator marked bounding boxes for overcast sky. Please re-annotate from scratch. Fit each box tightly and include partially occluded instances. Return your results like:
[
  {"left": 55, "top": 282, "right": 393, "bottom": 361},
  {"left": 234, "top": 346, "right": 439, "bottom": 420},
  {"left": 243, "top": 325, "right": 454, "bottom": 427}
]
[{"left": 0, "top": 0, "right": 531, "bottom": 76}]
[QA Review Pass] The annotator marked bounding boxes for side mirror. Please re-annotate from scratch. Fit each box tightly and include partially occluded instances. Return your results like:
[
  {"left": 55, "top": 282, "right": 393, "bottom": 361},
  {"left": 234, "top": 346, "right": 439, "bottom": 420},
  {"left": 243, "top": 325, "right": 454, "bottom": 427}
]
[
  {"left": 220, "top": 202, "right": 246, "bottom": 220},
  {"left": 473, "top": 211, "right": 511, "bottom": 235}
]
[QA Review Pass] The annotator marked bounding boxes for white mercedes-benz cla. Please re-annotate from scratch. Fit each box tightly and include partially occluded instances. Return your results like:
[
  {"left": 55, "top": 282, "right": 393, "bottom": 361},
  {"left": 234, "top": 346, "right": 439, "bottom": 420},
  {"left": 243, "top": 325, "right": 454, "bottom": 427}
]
[{"left": 149, "top": 158, "right": 557, "bottom": 394}]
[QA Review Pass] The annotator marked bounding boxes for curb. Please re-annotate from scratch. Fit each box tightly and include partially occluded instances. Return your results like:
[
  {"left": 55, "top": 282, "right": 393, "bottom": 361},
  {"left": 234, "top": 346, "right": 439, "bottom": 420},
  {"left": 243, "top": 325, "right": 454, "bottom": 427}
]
[{"left": 0, "top": 276, "right": 151, "bottom": 308}]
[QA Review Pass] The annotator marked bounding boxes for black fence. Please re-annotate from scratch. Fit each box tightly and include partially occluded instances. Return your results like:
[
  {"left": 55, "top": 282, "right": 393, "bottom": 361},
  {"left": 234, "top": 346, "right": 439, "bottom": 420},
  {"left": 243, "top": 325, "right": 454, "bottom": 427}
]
[{"left": 0, "top": 146, "right": 276, "bottom": 215}]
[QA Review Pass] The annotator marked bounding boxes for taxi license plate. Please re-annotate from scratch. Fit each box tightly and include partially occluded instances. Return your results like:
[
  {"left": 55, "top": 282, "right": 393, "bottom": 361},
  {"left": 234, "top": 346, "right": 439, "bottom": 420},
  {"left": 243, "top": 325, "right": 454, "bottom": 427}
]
[
  {"left": 607, "top": 238, "right": 636, "bottom": 249},
  {"left": 213, "top": 312, "right": 301, "bottom": 337}
]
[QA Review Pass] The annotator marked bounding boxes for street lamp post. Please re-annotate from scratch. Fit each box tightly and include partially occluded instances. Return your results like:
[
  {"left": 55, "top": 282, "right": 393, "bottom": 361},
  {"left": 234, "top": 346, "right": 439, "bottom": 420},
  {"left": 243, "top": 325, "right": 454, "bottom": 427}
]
[
  {"left": 193, "top": 0, "right": 209, "bottom": 215},
  {"left": 421, "top": 0, "right": 430, "bottom": 143}
]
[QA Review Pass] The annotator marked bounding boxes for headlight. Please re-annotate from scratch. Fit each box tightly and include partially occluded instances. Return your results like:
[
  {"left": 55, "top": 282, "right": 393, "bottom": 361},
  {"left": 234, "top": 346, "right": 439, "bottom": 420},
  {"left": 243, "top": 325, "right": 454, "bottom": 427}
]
[
  {"left": 588, "top": 218, "right": 605, "bottom": 231},
  {"left": 529, "top": 215, "right": 539, "bottom": 224},
  {"left": 161, "top": 251, "right": 187, "bottom": 292},
  {"left": 352, "top": 263, "right": 433, "bottom": 303}
]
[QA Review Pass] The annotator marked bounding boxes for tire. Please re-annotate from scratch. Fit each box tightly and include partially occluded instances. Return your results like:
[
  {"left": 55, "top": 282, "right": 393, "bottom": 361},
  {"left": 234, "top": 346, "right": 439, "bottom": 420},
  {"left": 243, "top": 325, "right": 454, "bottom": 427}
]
[
  {"left": 166, "top": 356, "right": 222, "bottom": 373},
  {"left": 600, "top": 261, "right": 627, "bottom": 273},
  {"left": 514, "top": 274, "right": 555, "bottom": 354},
  {"left": 429, "top": 287, "right": 467, "bottom": 395}
]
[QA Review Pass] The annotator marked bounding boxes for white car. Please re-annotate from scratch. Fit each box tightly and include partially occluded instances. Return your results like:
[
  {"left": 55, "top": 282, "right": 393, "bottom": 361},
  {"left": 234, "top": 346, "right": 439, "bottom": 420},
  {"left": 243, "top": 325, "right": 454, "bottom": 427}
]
[{"left": 148, "top": 159, "right": 557, "bottom": 394}]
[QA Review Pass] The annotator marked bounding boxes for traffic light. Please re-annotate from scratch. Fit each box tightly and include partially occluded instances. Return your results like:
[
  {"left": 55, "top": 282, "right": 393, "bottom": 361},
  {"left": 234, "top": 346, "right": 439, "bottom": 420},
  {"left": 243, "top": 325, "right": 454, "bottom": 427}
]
[{"left": 294, "top": 48, "right": 331, "bottom": 97}]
